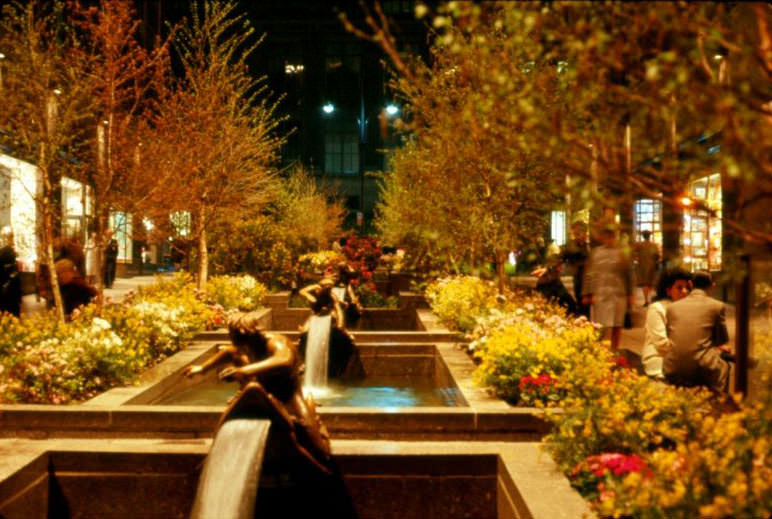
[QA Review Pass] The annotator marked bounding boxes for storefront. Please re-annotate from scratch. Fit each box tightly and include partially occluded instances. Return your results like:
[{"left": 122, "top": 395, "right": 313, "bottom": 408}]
[
  {"left": 0, "top": 153, "right": 37, "bottom": 271},
  {"left": 633, "top": 198, "right": 663, "bottom": 248},
  {"left": 61, "top": 176, "right": 93, "bottom": 241},
  {"left": 681, "top": 172, "right": 722, "bottom": 272}
]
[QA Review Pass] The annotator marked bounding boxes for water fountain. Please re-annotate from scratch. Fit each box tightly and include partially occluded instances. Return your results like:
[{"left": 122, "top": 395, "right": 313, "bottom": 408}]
[
  {"left": 184, "top": 312, "right": 357, "bottom": 518},
  {"left": 190, "top": 419, "right": 270, "bottom": 519}
]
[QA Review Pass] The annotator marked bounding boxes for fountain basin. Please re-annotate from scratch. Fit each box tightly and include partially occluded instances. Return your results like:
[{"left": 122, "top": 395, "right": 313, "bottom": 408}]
[
  {"left": 0, "top": 438, "right": 592, "bottom": 519},
  {"left": 151, "top": 343, "right": 466, "bottom": 408}
]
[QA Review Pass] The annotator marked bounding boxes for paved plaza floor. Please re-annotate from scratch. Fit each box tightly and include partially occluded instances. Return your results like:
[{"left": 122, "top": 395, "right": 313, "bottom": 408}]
[{"left": 20, "top": 275, "right": 165, "bottom": 315}]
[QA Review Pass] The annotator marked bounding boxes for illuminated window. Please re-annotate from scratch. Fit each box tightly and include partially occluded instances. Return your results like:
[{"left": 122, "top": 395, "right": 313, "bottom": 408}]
[
  {"left": 284, "top": 63, "right": 304, "bottom": 75},
  {"left": 634, "top": 198, "right": 662, "bottom": 247},
  {"left": 550, "top": 210, "right": 566, "bottom": 246},
  {"left": 61, "top": 176, "right": 93, "bottom": 241},
  {"left": 110, "top": 211, "right": 132, "bottom": 262},
  {"left": 682, "top": 173, "right": 722, "bottom": 271},
  {"left": 325, "top": 132, "right": 359, "bottom": 175}
]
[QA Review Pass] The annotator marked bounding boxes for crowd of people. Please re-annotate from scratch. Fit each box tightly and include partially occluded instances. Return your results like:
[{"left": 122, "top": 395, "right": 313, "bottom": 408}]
[{"left": 532, "top": 220, "right": 733, "bottom": 395}]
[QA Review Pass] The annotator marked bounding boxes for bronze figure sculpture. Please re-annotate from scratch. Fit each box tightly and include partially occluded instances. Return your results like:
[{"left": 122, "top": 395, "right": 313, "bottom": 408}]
[{"left": 183, "top": 311, "right": 333, "bottom": 474}]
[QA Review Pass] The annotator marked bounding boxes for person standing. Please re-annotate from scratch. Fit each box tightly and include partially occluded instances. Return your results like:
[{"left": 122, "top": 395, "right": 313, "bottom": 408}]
[
  {"left": 104, "top": 236, "right": 119, "bottom": 289},
  {"left": 0, "top": 232, "right": 22, "bottom": 317},
  {"left": 582, "top": 224, "right": 634, "bottom": 351},
  {"left": 561, "top": 221, "right": 590, "bottom": 318},
  {"left": 641, "top": 268, "right": 691, "bottom": 380},
  {"left": 664, "top": 271, "right": 732, "bottom": 393},
  {"left": 84, "top": 232, "right": 98, "bottom": 285},
  {"left": 634, "top": 230, "right": 660, "bottom": 307}
]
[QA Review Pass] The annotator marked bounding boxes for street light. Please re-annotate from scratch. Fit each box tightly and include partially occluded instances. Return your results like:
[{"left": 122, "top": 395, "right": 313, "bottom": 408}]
[
  {"left": 385, "top": 104, "right": 399, "bottom": 117},
  {"left": 322, "top": 103, "right": 335, "bottom": 115}
]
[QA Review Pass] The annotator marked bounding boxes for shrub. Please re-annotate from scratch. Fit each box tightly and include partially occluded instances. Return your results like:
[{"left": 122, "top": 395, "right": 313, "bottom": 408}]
[
  {"left": 204, "top": 274, "right": 267, "bottom": 311},
  {"left": 356, "top": 282, "right": 399, "bottom": 308},
  {"left": 473, "top": 321, "right": 600, "bottom": 405},
  {"left": 425, "top": 275, "right": 496, "bottom": 332}
]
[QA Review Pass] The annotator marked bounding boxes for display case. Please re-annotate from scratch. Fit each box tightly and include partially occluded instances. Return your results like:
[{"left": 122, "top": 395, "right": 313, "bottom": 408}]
[{"left": 682, "top": 173, "right": 722, "bottom": 271}]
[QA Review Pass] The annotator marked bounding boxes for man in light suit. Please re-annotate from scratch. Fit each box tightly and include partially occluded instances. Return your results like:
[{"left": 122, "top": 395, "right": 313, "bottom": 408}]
[{"left": 664, "top": 271, "right": 731, "bottom": 393}]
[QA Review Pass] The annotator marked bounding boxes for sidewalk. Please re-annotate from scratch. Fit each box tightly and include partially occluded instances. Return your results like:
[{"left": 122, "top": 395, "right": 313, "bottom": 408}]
[{"left": 20, "top": 275, "right": 166, "bottom": 316}]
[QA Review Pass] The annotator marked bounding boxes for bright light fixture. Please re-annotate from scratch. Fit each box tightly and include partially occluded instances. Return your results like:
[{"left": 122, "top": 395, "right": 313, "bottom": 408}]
[
  {"left": 680, "top": 196, "right": 693, "bottom": 207},
  {"left": 0, "top": 53, "right": 5, "bottom": 60},
  {"left": 385, "top": 104, "right": 399, "bottom": 116},
  {"left": 53, "top": 88, "right": 62, "bottom": 95},
  {"left": 322, "top": 103, "right": 335, "bottom": 114}
]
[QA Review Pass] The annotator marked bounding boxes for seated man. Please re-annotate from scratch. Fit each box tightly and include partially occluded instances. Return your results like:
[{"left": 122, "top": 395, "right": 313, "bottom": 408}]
[{"left": 664, "top": 271, "right": 731, "bottom": 393}]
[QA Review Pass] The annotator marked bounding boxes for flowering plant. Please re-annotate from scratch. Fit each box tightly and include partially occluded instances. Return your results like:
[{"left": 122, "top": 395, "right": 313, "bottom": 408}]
[
  {"left": 425, "top": 275, "right": 497, "bottom": 332},
  {"left": 0, "top": 273, "right": 269, "bottom": 404},
  {"left": 297, "top": 250, "right": 345, "bottom": 280},
  {"left": 204, "top": 274, "right": 267, "bottom": 312},
  {"left": 518, "top": 373, "right": 561, "bottom": 405}
]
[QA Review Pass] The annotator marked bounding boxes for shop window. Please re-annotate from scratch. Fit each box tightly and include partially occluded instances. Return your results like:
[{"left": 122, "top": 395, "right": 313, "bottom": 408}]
[
  {"left": 110, "top": 211, "right": 132, "bottom": 262},
  {"left": 61, "top": 176, "right": 92, "bottom": 241},
  {"left": 550, "top": 210, "right": 566, "bottom": 246},
  {"left": 634, "top": 198, "right": 662, "bottom": 247},
  {"left": 682, "top": 173, "right": 722, "bottom": 271}
]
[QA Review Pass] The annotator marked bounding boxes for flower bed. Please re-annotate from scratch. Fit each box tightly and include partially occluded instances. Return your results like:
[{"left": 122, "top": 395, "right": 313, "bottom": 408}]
[
  {"left": 0, "top": 273, "right": 267, "bottom": 404},
  {"left": 426, "top": 275, "right": 772, "bottom": 517}
]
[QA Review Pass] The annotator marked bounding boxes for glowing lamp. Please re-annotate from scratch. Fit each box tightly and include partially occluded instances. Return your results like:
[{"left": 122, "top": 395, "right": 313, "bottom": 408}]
[{"left": 322, "top": 103, "right": 335, "bottom": 114}]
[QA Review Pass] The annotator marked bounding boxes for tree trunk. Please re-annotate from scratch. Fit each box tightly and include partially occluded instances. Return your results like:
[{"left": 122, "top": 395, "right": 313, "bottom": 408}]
[
  {"left": 197, "top": 221, "right": 208, "bottom": 291},
  {"left": 43, "top": 206, "right": 65, "bottom": 322},
  {"left": 496, "top": 249, "right": 507, "bottom": 295},
  {"left": 95, "top": 208, "right": 108, "bottom": 306}
]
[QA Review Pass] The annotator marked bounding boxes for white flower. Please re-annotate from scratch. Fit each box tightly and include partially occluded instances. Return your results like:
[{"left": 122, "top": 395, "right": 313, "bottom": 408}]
[{"left": 92, "top": 317, "right": 112, "bottom": 331}]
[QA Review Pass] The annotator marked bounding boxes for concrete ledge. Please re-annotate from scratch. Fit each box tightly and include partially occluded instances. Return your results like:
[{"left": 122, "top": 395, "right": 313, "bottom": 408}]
[{"left": 0, "top": 439, "right": 594, "bottom": 519}]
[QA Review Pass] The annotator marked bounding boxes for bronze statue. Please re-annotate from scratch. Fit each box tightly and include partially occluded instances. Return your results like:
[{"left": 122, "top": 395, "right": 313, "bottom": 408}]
[
  {"left": 297, "top": 275, "right": 362, "bottom": 380},
  {"left": 183, "top": 311, "right": 333, "bottom": 474},
  {"left": 298, "top": 276, "right": 344, "bottom": 328}
]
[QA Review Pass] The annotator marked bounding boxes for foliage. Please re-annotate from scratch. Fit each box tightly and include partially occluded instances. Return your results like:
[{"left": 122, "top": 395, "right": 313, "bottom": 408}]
[
  {"left": 424, "top": 275, "right": 497, "bottom": 333},
  {"left": 209, "top": 167, "right": 344, "bottom": 289},
  {"left": 204, "top": 274, "right": 267, "bottom": 312},
  {"left": 297, "top": 250, "right": 345, "bottom": 279},
  {"left": 70, "top": 0, "right": 172, "bottom": 298},
  {"left": 473, "top": 322, "right": 600, "bottom": 405},
  {"left": 426, "top": 273, "right": 771, "bottom": 516},
  {"left": 346, "top": 4, "right": 563, "bottom": 291},
  {"left": 355, "top": 282, "right": 399, "bottom": 309},
  {"left": 143, "top": 0, "right": 284, "bottom": 289}
]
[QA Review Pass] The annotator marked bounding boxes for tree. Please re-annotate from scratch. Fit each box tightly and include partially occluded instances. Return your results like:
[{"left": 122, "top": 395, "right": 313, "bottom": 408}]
[
  {"left": 345, "top": 3, "right": 563, "bottom": 292},
  {"left": 71, "top": 0, "right": 172, "bottom": 300},
  {"left": 0, "top": 1, "right": 94, "bottom": 320},
  {"left": 145, "top": 0, "right": 284, "bottom": 289},
  {"left": 209, "top": 165, "right": 345, "bottom": 287},
  {"left": 352, "top": 2, "right": 772, "bottom": 282}
]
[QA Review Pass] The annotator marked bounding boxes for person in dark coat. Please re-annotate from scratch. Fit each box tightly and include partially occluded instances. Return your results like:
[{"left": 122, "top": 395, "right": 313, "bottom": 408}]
[
  {"left": 56, "top": 258, "right": 97, "bottom": 318},
  {"left": 561, "top": 221, "right": 590, "bottom": 317},
  {"left": 0, "top": 233, "right": 22, "bottom": 317},
  {"left": 104, "top": 236, "right": 119, "bottom": 288}
]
